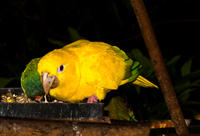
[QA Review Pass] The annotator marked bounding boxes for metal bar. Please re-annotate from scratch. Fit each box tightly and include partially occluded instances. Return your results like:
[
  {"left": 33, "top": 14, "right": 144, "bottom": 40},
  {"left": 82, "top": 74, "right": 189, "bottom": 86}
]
[{"left": 130, "top": 0, "right": 189, "bottom": 135}]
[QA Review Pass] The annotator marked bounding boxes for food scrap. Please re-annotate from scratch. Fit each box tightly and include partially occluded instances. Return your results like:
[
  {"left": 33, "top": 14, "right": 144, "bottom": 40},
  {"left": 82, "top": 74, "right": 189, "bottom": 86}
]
[
  {"left": 1, "top": 93, "right": 36, "bottom": 103},
  {"left": 151, "top": 120, "right": 175, "bottom": 129}
]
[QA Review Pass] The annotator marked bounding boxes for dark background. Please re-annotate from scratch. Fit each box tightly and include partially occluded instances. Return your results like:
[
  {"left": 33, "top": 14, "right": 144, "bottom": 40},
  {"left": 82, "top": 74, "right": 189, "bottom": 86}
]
[{"left": 0, "top": 0, "right": 200, "bottom": 120}]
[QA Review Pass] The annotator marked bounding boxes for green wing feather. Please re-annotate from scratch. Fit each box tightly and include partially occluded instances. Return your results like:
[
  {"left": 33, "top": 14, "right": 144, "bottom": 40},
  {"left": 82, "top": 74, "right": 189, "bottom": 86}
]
[
  {"left": 111, "top": 46, "right": 142, "bottom": 81},
  {"left": 112, "top": 46, "right": 158, "bottom": 88},
  {"left": 21, "top": 58, "right": 44, "bottom": 99},
  {"left": 128, "top": 61, "right": 143, "bottom": 82}
]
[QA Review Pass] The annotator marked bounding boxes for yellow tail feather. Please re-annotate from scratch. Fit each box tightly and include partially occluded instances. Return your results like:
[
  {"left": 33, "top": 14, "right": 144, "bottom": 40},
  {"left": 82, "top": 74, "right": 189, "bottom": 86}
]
[{"left": 132, "top": 75, "right": 159, "bottom": 89}]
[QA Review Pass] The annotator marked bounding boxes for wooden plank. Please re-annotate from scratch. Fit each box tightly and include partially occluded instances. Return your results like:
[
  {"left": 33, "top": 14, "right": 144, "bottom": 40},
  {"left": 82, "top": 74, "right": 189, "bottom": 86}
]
[{"left": 0, "top": 117, "right": 151, "bottom": 136}]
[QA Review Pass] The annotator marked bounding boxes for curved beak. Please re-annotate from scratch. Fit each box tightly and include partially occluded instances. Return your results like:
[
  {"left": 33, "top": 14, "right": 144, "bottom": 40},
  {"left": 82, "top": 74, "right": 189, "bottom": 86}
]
[{"left": 42, "top": 72, "right": 59, "bottom": 94}]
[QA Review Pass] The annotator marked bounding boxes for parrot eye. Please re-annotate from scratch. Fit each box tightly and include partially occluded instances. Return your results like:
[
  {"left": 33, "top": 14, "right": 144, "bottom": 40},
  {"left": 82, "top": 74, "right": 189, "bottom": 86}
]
[{"left": 57, "top": 65, "right": 65, "bottom": 73}]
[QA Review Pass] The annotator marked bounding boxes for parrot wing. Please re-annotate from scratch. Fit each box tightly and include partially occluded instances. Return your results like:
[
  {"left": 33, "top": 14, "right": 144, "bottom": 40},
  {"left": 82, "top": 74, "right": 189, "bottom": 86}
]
[{"left": 63, "top": 40, "right": 127, "bottom": 90}]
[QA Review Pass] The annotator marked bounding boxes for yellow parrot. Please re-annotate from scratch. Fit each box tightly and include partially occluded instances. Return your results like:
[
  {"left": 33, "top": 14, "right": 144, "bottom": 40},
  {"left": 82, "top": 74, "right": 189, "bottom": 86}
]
[{"left": 38, "top": 40, "right": 158, "bottom": 103}]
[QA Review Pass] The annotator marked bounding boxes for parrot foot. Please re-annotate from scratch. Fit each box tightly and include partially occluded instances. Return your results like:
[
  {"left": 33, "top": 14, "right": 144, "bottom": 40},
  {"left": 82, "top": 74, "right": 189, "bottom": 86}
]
[{"left": 87, "top": 95, "right": 99, "bottom": 103}]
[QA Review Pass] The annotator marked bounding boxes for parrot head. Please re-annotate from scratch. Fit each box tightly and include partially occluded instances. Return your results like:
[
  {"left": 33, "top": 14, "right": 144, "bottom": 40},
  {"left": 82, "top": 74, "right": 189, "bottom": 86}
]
[
  {"left": 37, "top": 48, "right": 80, "bottom": 100},
  {"left": 38, "top": 49, "right": 69, "bottom": 95}
]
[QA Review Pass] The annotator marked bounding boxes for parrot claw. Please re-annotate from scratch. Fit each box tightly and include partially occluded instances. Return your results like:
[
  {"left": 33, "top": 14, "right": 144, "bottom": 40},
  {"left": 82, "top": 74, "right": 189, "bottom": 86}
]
[
  {"left": 44, "top": 94, "right": 48, "bottom": 103},
  {"left": 87, "top": 95, "right": 99, "bottom": 103}
]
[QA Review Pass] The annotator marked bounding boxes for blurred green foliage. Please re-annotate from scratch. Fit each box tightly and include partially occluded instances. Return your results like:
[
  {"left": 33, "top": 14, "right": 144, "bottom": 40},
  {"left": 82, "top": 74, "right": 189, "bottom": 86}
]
[
  {"left": 104, "top": 95, "right": 137, "bottom": 121},
  {"left": 123, "top": 50, "right": 200, "bottom": 120},
  {"left": 0, "top": 0, "right": 200, "bottom": 120}
]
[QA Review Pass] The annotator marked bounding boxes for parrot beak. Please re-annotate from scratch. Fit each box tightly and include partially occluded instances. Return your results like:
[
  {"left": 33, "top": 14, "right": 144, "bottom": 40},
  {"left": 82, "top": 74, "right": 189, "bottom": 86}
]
[{"left": 42, "top": 72, "right": 59, "bottom": 94}]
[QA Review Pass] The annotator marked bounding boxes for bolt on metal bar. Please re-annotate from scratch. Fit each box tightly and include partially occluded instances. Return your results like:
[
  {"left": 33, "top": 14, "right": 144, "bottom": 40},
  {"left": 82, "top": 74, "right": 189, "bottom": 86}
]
[{"left": 130, "top": 0, "right": 189, "bottom": 135}]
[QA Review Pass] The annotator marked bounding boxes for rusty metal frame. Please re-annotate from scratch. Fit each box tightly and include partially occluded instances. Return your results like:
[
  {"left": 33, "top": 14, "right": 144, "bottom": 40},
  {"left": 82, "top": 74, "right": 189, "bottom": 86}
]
[{"left": 130, "top": 0, "right": 189, "bottom": 135}]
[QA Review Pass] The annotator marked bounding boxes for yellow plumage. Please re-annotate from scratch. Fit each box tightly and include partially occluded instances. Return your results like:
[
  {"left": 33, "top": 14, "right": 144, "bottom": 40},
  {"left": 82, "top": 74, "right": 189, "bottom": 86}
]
[{"left": 37, "top": 40, "right": 158, "bottom": 102}]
